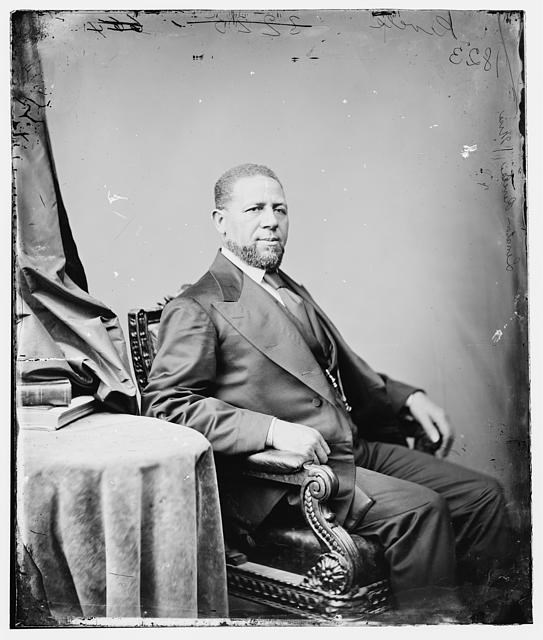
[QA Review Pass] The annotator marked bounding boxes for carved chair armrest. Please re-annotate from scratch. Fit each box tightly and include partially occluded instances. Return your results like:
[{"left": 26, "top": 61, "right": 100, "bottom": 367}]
[{"left": 239, "top": 450, "right": 375, "bottom": 597}]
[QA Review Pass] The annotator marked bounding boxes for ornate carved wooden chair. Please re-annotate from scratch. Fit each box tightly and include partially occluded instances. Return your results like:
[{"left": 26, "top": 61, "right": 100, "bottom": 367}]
[{"left": 128, "top": 305, "right": 393, "bottom": 621}]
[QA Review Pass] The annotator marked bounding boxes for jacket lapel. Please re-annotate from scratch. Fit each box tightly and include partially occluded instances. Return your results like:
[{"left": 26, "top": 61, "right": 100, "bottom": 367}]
[{"left": 210, "top": 254, "right": 336, "bottom": 404}]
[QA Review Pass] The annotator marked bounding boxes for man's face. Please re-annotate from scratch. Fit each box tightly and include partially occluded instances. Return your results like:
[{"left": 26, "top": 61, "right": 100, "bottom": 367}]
[{"left": 213, "top": 175, "right": 289, "bottom": 271}]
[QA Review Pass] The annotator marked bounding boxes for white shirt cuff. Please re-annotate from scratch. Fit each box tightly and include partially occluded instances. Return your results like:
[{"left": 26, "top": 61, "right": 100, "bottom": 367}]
[{"left": 266, "top": 417, "right": 277, "bottom": 447}]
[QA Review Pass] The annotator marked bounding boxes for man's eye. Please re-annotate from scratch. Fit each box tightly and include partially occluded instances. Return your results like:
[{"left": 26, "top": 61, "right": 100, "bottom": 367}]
[{"left": 275, "top": 209, "right": 287, "bottom": 215}]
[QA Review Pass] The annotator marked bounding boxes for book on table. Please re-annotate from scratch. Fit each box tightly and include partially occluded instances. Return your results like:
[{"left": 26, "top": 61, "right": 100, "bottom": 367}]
[
  {"left": 16, "top": 377, "right": 72, "bottom": 407},
  {"left": 16, "top": 396, "right": 98, "bottom": 431}
]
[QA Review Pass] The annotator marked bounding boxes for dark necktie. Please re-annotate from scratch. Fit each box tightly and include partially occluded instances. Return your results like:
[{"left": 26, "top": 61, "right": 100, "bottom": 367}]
[
  {"left": 263, "top": 271, "right": 332, "bottom": 369},
  {"left": 264, "top": 271, "right": 351, "bottom": 414}
]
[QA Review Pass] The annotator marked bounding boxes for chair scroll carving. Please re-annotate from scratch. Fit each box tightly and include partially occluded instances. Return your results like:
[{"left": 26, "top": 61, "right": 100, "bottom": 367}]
[{"left": 299, "top": 464, "right": 365, "bottom": 596}]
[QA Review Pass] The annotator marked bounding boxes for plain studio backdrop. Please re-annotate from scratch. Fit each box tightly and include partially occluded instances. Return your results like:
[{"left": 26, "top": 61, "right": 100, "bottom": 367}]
[{"left": 33, "top": 10, "right": 528, "bottom": 527}]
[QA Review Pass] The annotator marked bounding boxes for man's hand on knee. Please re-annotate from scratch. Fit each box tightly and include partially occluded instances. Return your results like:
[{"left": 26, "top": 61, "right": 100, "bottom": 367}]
[
  {"left": 271, "top": 419, "right": 330, "bottom": 464},
  {"left": 406, "top": 391, "right": 455, "bottom": 458}
]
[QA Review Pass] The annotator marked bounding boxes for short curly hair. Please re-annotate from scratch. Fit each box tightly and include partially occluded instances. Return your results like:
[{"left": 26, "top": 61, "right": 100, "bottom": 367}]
[{"left": 214, "top": 163, "right": 283, "bottom": 209}]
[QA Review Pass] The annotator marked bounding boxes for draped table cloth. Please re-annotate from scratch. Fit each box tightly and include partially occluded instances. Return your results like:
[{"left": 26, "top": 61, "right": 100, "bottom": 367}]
[{"left": 17, "top": 413, "right": 228, "bottom": 621}]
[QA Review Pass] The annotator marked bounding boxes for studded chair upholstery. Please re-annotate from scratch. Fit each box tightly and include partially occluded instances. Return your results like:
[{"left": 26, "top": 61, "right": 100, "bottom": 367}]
[{"left": 128, "top": 306, "right": 391, "bottom": 620}]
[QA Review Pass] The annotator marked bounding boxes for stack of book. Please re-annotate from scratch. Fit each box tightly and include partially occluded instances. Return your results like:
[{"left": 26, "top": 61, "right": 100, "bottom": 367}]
[{"left": 16, "top": 378, "right": 97, "bottom": 431}]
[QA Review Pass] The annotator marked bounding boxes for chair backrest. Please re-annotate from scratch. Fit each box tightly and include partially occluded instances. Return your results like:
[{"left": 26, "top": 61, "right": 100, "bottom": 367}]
[{"left": 128, "top": 307, "right": 163, "bottom": 393}]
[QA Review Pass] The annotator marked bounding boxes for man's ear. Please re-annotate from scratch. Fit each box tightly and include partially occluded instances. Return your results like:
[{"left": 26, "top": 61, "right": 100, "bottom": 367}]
[{"left": 212, "top": 208, "right": 226, "bottom": 235}]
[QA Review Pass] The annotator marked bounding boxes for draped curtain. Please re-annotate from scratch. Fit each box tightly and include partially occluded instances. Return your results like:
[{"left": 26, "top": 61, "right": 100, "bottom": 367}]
[{"left": 12, "top": 12, "right": 137, "bottom": 413}]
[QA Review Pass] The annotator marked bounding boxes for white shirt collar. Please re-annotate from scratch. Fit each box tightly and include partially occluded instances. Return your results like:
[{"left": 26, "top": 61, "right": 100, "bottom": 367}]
[{"left": 220, "top": 246, "right": 266, "bottom": 284}]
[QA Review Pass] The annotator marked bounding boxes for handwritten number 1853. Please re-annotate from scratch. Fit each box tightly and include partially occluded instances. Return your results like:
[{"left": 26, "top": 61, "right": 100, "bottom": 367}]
[{"left": 449, "top": 45, "right": 495, "bottom": 73}]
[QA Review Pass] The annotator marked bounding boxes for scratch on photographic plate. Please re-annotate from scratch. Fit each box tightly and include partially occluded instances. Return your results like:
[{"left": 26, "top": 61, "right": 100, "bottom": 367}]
[
  {"left": 106, "top": 188, "right": 129, "bottom": 204},
  {"left": 461, "top": 144, "right": 478, "bottom": 159},
  {"left": 491, "top": 300, "right": 524, "bottom": 345},
  {"left": 491, "top": 329, "right": 503, "bottom": 344}
]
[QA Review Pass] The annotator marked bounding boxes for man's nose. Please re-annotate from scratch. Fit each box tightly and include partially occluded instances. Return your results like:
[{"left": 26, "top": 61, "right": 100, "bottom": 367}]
[{"left": 260, "top": 206, "right": 279, "bottom": 228}]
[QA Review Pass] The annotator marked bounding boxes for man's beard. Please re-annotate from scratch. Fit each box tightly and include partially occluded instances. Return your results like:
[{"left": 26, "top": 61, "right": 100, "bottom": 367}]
[{"left": 225, "top": 239, "right": 284, "bottom": 271}]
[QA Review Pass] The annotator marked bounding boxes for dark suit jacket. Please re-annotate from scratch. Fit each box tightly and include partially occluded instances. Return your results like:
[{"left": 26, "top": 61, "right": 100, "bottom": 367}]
[{"left": 142, "top": 251, "right": 417, "bottom": 532}]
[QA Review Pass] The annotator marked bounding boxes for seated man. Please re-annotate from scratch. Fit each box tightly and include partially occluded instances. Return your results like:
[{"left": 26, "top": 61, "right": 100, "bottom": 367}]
[{"left": 142, "top": 163, "right": 512, "bottom": 620}]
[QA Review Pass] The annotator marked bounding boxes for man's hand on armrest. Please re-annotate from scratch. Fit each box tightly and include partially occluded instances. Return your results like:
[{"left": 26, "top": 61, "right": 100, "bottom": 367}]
[
  {"left": 267, "top": 418, "right": 330, "bottom": 464},
  {"left": 405, "top": 391, "right": 455, "bottom": 458}
]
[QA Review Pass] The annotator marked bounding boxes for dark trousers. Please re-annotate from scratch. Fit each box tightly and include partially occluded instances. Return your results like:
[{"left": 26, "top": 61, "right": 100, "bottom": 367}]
[{"left": 350, "top": 441, "right": 512, "bottom": 605}]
